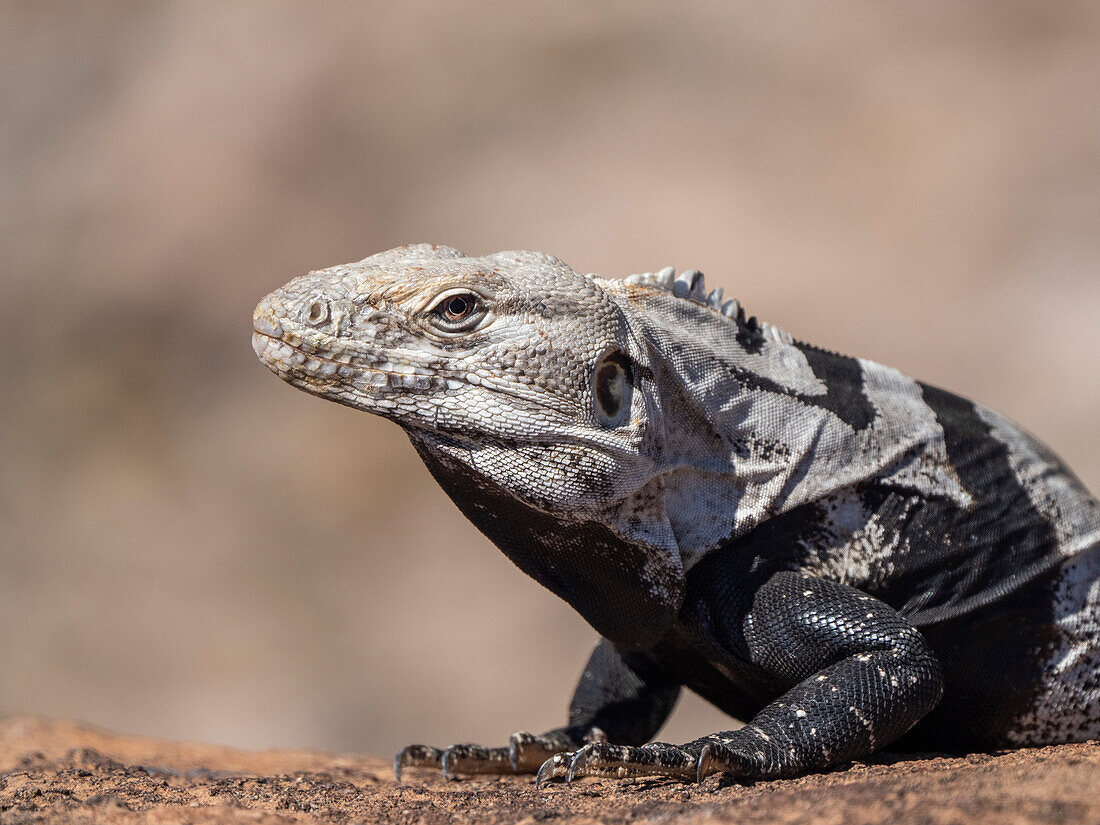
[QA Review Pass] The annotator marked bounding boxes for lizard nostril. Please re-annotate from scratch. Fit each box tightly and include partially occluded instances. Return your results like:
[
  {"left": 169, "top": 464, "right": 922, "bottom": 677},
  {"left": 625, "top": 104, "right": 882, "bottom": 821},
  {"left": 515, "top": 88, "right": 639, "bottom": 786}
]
[{"left": 305, "top": 299, "right": 329, "bottom": 325}]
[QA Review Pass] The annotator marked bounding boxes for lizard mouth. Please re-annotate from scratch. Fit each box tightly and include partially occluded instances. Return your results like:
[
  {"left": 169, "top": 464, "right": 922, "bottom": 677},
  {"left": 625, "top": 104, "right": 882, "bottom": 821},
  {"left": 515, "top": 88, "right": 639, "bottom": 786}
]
[{"left": 251, "top": 329, "right": 441, "bottom": 391}]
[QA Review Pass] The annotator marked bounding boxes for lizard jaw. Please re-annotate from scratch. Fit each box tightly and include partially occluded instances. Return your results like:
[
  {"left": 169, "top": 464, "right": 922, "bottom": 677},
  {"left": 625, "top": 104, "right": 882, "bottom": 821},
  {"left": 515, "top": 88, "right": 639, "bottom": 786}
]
[{"left": 252, "top": 329, "right": 442, "bottom": 394}]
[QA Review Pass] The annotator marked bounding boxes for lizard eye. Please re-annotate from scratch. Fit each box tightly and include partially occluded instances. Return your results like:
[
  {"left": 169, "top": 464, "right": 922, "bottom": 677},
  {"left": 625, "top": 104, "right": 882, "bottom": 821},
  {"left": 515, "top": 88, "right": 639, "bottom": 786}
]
[
  {"left": 592, "top": 348, "right": 634, "bottom": 428},
  {"left": 428, "top": 291, "right": 486, "bottom": 332}
]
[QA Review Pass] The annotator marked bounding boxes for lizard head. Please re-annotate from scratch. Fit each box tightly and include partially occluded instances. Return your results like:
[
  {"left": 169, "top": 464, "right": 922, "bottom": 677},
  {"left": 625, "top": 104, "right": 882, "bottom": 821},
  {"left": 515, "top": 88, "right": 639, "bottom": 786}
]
[
  {"left": 254, "top": 244, "right": 690, "bottom": 648},
  {"left": 253, "top": 244, "right": 661, "bottom": 518}
]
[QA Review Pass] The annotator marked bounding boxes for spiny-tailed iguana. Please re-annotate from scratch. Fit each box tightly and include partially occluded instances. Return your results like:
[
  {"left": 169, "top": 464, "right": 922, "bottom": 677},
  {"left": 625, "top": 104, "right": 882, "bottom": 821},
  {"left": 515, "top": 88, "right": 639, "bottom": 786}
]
[{"left": 252, "top": 244, "right": 1100, "bottom": 786}]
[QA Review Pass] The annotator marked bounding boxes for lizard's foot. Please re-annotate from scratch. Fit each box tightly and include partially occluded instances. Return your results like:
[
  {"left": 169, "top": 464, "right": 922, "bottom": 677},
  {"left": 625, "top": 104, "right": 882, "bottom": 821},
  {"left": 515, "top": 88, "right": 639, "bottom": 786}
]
[
  {"left": 536, "top": 742, "right": 697, "bottom": 787},
  {"left": 394, "top": 729, "right": 602, "bottom": 781}
]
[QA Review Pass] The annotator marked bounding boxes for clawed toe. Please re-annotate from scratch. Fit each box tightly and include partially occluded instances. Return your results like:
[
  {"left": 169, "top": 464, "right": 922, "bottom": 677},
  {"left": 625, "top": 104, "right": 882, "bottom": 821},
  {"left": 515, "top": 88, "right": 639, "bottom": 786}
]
[
  {"left": 393, "top": 744, "right": 442, "bottom": 782},
  {"left": 393, "top": 743, "right": 510, "bottom": 781},
  {"left": 695, "top": 740, "right": 757, "bottom": 782},
  {"left": 440, "top": 743, "right": 512, "bottom": 779},
  {"left": 507, "top": 730, "right": 580, "bottom": 772},
  {"left": 536, "top": 742, "right": 697, "bottom": 788},
  {"left": 695, "top": 742, "right": 724, "bottom": 782},
  {"left": 396, "top": 730, "right": 587, "bottom": 781},
  {"left": 535, "top": 752, "right": 573, "bottom": 788}
]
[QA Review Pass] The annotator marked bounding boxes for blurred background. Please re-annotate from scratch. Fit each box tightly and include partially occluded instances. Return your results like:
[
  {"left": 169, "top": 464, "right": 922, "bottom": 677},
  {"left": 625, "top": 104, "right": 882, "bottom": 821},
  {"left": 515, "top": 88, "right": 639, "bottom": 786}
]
[{"left": 2, "top": 1, "right": 1098, "bottom": 756}]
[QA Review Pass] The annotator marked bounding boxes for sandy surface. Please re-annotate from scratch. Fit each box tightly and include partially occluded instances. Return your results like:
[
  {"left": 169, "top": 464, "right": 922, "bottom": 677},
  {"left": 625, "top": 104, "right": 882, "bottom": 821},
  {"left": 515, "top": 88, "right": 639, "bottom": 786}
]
[{"left": 1, "top": 718, "right": 1098, "bottom": 824}]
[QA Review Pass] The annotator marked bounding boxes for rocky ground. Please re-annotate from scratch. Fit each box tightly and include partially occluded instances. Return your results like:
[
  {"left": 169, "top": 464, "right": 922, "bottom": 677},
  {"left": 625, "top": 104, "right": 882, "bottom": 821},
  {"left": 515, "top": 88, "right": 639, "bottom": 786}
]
[{"left": 0, "top": 718, "right": 1097, "bottom": 824}]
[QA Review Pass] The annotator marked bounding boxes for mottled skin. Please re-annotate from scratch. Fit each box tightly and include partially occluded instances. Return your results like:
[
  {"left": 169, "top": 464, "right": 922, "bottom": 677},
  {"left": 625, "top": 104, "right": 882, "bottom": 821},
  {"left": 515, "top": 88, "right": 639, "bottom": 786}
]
[{"left": 253, "top": 244, "right": 1100, "bottom": 786}]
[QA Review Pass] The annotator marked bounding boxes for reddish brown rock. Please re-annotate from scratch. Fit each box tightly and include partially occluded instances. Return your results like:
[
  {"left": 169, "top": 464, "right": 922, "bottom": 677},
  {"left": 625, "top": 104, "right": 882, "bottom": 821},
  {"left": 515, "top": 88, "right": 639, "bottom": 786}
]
[{"left": 0, "top": 718, "right": 1097, "bottom": 824}]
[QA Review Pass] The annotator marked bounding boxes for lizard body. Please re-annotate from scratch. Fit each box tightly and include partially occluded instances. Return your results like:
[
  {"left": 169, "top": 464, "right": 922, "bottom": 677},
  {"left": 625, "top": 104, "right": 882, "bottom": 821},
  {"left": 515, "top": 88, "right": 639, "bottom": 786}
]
[{"left": 253, "top": 245, "right": 1100, "bottom": 784}]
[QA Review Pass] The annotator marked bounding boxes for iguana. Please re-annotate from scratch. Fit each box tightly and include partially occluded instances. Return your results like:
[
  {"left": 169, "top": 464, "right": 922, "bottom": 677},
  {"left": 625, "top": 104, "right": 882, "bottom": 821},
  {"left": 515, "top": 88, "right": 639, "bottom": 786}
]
[{"left": 252, "top": 244, "right": 1100, "bottom": 786}]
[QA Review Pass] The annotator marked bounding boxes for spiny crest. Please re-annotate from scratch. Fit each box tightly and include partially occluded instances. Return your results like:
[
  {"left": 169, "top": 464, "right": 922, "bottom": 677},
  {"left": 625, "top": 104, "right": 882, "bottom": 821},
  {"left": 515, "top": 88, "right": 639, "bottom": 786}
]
[{"left": 620, "top": 266, "right": 794, "bottom": 345}]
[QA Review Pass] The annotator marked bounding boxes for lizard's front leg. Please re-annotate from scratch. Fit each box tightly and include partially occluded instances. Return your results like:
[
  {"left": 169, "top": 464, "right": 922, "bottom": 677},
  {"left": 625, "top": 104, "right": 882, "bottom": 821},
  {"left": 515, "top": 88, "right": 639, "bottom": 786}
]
[
  {"left": 394, "top": 638, "right": 680, "bottom": 780},
  {"left": 544, "top": 572, "right": 944, "bottom": 785}
]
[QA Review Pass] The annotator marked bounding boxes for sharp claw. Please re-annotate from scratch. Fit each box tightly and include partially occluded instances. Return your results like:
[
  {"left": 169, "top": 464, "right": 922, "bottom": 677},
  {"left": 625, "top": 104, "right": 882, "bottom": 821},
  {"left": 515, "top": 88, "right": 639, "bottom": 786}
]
[
  {"left": 535, "top": 752, "right": 572, "bottom": 789},
  {"left": 565, "top": 748, "right": 585, "bottom": 785},
  {"left": 508, "top": 733, "right": 522, "bottom": 772},
  {"left": 440, "top": 748, "right": 457, "bottom": 781},
  {"left": 566, "top": 743, "right": 609, "bottom": 784},
  {"left": 696, "top": 741, "right": 741, "bottom": 781},
  {"left": 393, "top": 745, "right": 442, "bottom": 782},
  {"left": 696, "top": 743, "right": 714, "bottom": 784}
]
